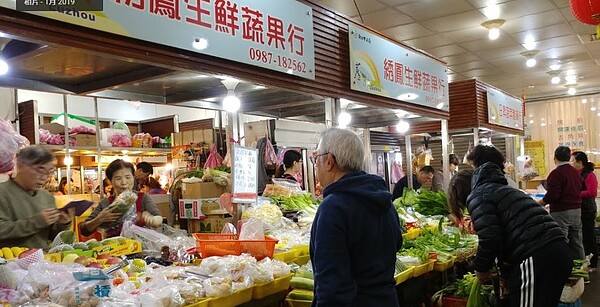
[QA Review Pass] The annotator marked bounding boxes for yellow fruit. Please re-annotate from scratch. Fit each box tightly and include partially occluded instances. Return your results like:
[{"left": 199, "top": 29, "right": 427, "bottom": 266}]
[
  {"left": 10, "top": 247, "right": 22, "bottom": 258},
  {"left": 0, "top": 249, "right": 3, "bottom": 258},
  {"left": 1, "top": 247, "right": 13, "bottom": 260}
]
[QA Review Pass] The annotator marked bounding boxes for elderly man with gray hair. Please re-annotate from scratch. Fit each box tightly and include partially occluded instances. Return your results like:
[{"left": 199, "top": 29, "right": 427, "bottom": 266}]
[
  {"left": 309, "top": 128, "right": 402, "bottom": 307},
  {"left": 0, "top": 146, "right": 74, "bottom": 248}
]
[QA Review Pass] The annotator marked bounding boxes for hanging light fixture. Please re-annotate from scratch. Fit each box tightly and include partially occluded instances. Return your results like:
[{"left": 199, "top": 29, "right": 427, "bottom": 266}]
[
  {"left": 337, "top": 111, "right": 351, "bottom": 128},
  {"left": 547, "top": 70, "right": 562, "bottom": 84},
  {"left": 520, "top": 50, "right": 540, "bottom": 68},
  {"left": 396, "top": 120, "right": 410, "bottom": 134},
  {"left": 566, "top": 84, "right": 578, "bottom": 95},
  {"left": 0, "top": 57, "right": 8, "bottom": 75},
  {"left": 481, "top": 19, "right": 506, "bottom": 40},
  {"left": 221, "top": 78, "right": 241, "bottom": 113}
]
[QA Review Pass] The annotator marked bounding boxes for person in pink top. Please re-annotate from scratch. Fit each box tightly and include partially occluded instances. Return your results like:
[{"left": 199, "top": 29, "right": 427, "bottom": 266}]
[{"left": 571, "top": 151, "right": 598, "bottom": 270}]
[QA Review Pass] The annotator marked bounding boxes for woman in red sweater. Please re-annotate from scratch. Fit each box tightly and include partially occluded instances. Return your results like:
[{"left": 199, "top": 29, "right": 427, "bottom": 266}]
[{"left": 571, "top": 151, "right": 598, "bottom": 270}]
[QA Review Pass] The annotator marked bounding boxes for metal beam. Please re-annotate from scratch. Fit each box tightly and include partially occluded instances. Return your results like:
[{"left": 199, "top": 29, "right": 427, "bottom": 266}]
[
  {"left": 75, "top": 67, "right": 174, "bottom": 94},
  {"left": 240, "top": 96, "right": 320, "bottom": 112},
  {"left": 174, "top": 100, "right": 224, "bottom": 110},
  {"left": 87, "top": 89, "right": 166, "bottom": 103},
  {"left": 0, "top": 76, "right": 74, "bottom": 94},
  {"left": 2, "top": 40, "right": 48, "bottom": 61},
  {"left": 276, "top": 104, "right": 324, "bottom": 118},
  {"left": 166, "top": 85, "right": 226, "bottom": 104}
]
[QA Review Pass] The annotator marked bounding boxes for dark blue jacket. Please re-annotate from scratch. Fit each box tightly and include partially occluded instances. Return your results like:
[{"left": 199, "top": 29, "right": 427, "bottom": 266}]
[{"left": 310, "top": 171, "right": 402, "bottom": 307}]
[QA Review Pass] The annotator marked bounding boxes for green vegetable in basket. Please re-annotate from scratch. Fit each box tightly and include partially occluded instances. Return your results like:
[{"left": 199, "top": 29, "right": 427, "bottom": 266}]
[
  {"left": 413, "top": 189, "right": 449, "bottom": 216},
  {"left": 288, "top": 289, "right": 314, "bottom": 300},
  {"left": 291, "top": 277, "right": 315, "bottom": 290},
  {"left": 295, "top": 269, "right": 314, "bottom": 280}
]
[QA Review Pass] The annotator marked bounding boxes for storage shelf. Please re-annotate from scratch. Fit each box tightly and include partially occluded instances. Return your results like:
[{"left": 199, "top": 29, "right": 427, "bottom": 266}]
[{"left": 40, "top": 145, "right": 171, "bottom": 156}]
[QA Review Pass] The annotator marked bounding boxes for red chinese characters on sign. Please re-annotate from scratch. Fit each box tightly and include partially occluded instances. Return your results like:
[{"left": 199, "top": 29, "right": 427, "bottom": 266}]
[
  {"left": 241, "top": 6, "right": 264, "bottom": 44},
  {"left": 381, "top": 58, "right": 446, "bottom": 96},
  {"left": 383, "top": 59, "right": 394, "bottom": 82},
  {"left": 267, "top": 16, "right": 286, "bottom": 50},
  {"left": 499, "top": 105, "right": 522, "bottom": 121},
  {"left": 214, "top": 0, "right": 239, "bottom": 36},
  {"left": 185, "top": 0, "right": 211, "bottom": 28},
  {"left": 115, "top": 0, "right": 144, "bottom": 10},
  {"left": 287, "top": 23, "right": 304, "bottom": 56},
  {"left": 151, "top": 0, "right": 181, "bottom": 20}
]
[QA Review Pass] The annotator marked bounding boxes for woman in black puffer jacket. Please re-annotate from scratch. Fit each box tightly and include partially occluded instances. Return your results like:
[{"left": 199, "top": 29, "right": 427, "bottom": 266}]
[{"left": 449, "top": 161, "right": 572, "bottom": 307}]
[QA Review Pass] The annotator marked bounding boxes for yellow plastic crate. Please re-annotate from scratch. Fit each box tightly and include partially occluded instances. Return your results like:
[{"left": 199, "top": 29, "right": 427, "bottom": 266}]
[
  {"left": 207, "top": 287, "right": 253, "bottom": 307},
  {"left": 394, "top": 267, "right": 414, "bottom": 285},
  {"left": 411, "top": 260, "right": 435, "bottom": 277},
  {"left": 291, "top": 245, "right": 309, "bottom": 256},
  {"left": 252, "top": 274, "right": 292, "bottom": 299},
  {"left": 286, "top": 299, "right": 313, "bottom": 307},
  {"left": 433, "top": 257, "right": 456, "bottom": 272},
  {"left": 184, "top": 298, "right": 211, "bottom": 307},
  {"left": 274, "top": 249, "right": 300, "bottom": 263},
  {"left": 402, "top": 228, "right": 421, "bottom": 240}
]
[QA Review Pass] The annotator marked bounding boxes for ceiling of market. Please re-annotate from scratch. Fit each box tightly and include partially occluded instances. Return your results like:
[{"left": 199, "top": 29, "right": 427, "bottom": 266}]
[
  {"left": 1, "top": 0, "right": 598, "bottom": 129},
  {"left": 313, "top": 0, "right": 600, "bottom": 100}
]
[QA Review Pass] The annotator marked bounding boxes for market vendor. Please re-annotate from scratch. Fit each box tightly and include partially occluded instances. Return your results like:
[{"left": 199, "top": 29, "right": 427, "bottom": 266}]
[
  {"left": 274, "top": 149, "right": 302, "bottom": 182},
  {"left": 391, "top": 165, "right": 434, "bottom": 201},
  {"left": 0, "top": 146, "right": 74, "bottom": 248},
  {"left": 134, "top": 161, "right": 153, "bottom": 191},
  {"left": 431, "top": 154, "right": 459, "bottom": 191},
  {"left": 81, "top": 159, "right": 161, "bottom": 238}
]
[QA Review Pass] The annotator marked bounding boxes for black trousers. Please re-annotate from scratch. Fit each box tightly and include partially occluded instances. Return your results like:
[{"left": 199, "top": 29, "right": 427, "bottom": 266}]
[
  {"left": 581, "top": 210, "right": 598, "bottom": 268},
  {"left": 502, "top": 240, "right": 572, "bottom": 307}
]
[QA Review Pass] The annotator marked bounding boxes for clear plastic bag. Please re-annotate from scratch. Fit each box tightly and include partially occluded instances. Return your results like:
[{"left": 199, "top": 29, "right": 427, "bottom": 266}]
[
  {"left": 239, "top": 218, "right": 265, "bottom": 241},
  {"left": 263, "top": 138, "right": 278, "bottom": 171}
]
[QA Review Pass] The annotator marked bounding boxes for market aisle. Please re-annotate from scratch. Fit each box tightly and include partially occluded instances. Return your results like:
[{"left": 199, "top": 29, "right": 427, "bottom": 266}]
[{"left": 581, "top": 270, "right": 600, "bottom": 305}]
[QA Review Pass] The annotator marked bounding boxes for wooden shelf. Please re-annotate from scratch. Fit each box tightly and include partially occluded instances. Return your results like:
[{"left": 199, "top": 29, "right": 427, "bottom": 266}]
[{"left": 40, "top": 145, "right": 171, "bottom": 156}]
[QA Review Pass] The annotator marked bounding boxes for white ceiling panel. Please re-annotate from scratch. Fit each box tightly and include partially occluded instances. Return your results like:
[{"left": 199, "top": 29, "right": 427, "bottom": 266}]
[
  {"left": 404, "top": 35, "right": 454, "bottom": 50},
  {"left": 472, "top": 44, "right": 527, "bottom": 59},
  {"left": 486, "top": 54, "right": 531, "bottom": 71},
  {"left": 442, "top": 53, "right": 483, "bottom": 65},
  {"left": 465, "top": 0, "right": 515, "bottom": 9},
  {"left": 382, "top": 23, "right": 434, "bottom": 41},
  {"left": 510, "top": 24, "right": 574, "bottom": 43},
  {"left": 376, "top": 0, "right": 420, "bottom": 6},
  {"left": 552, "top": 0, "right": 571, "bottom": 9},
  {"left": 396, "top": 0, "right": 474, "bottom": 21},
  {"left": 442, "top": 26, "right": 488, "bottom": 43},
  {"left": 461, "top": 67, "right": 506, "bottom": 78},
  {"left": 570, "top": 22, "right": 597, "bottom": 35},
  {"left": 535, "top": 35, "right": 582, "bottom": 51},
  {"left": 489, "top": 0, "right": 556, "bottom": 20},
  {"left": 560, "top": 7, "right": 578, "bottom": 22},
  {"left": 311, "top": 0, "right": 386, "bottom": 18},
  {"left": 359, "top": 8, "right": 414, "bottom": 30},
  {"left": 502, "top": 11, "right": 564, "bottom": 33},
  {"left": 450, "top": 61, "right": 496, "bottom": 73},
  {"left": 460, "top": 35, "right": 520, "bottom": 52},
  {"left": 427, "top": 44, "right": 469, "bottom": 58},
  {"left": 420, "top": 10, "right": 488, "bottom": 32}
]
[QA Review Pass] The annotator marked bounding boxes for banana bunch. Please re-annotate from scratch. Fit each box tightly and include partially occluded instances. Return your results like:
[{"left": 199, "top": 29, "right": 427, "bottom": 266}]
[{"left": 0, "top": 247, "right": 30, "bottom": 260}]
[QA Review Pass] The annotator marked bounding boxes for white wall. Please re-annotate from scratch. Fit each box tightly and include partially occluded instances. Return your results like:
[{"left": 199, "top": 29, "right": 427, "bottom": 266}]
[{"left": 0, "top": 87, "right": 16, "bottom": 123}]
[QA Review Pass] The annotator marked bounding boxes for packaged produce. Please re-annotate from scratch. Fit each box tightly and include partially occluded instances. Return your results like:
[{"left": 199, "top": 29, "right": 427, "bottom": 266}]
[
  {"left": 288, "top": 289, "right": 314, "bottom": 300},
  {"left": 0, "top": 117, "right": 29, "bottom": 174},
  {"left": 131, "top": 133, "right": 153, "bottom": 148},
  {"left": 290, "top": 276, "right": 314, "bottom": 290},
  {"left": 204, "top": 143, "right": 223, "bottom": 169},
  {"left": 109, "top": 133, "right": 132, "bottom": 147}
]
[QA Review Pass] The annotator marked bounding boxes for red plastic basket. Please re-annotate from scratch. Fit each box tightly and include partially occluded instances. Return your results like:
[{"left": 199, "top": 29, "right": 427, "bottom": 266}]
[{"left": 192, "top": 233, "right": 278, "bottom": 260}]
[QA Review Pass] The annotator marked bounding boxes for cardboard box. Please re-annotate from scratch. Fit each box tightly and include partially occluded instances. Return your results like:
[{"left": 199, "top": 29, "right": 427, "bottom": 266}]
[
  {"left": 182, "top": 131, "right": 194, "bottom": 145},
  {"left": 182, "top": 182, "right": 227, "bottom": 199},
  {"left": 179, "top": 198, "right": 221, "bottom": 219},
  {"left": 73, "top": 134, "right": 97, "bottom": 147},
  {"left": 188, "top": 214, "right": 233, "bottom": 233}
]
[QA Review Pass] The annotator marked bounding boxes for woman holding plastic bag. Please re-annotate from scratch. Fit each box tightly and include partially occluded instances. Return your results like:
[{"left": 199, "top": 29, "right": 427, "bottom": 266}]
[{"left": 80, "top": 159, "right": 162, "bottom": 238}]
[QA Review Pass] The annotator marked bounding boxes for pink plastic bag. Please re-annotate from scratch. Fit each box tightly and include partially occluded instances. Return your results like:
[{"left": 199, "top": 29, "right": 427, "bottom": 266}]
[
  {"left": 204, "top": 143, "right": 223, "bottom": 169},
  {"left": 264, "top": 138, "right": 278, "bottom": 171},
  {"left": 0, "top": 118, "right": 29, "bottom": 174}
]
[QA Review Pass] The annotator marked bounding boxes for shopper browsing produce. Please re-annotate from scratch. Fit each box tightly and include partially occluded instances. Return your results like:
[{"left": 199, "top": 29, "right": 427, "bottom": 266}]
[
  {"left": 0, "top": 146, "right": 74, "bottom": 248},
  {"left": 448, "top": 163, "right": 572, "bottom": 307},
  {"left": 538, "top": 146, "right": 585, "bottom": 260},
  {"left": 141, "top": 176, "right": 167, "bottom": 195},
  {"left": 310, "top": 128, "right": 402, "bottom": 307},
  {"left": 81, "top": 159, "right": 162, "bottom": 238},
  {"left": 570, "top": 151, "right": 598, "bottom": 270},
  {"left": 274, "top": 149, "right": 302, "bottom": 182},
  {"left": 391, "top": 165, "right": 435, "bottom": 201}
]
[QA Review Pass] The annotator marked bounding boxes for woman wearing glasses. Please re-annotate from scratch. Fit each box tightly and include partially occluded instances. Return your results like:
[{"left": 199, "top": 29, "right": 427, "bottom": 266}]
[{"left": 0, "top": 146, "right": 74, "bottom": 248}]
